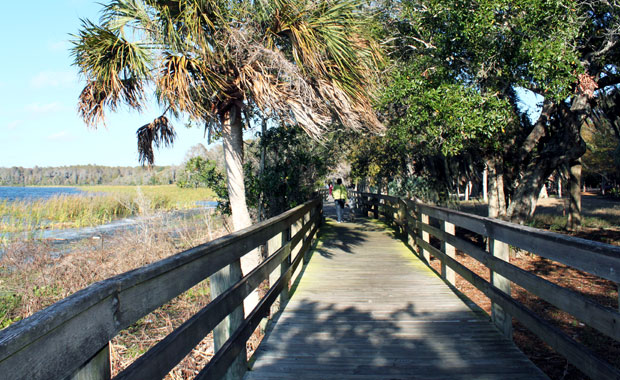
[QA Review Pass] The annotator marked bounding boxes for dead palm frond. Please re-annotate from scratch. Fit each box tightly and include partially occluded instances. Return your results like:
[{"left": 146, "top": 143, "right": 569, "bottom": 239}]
[{"left": 137, "top": 115, "right": 176, "bottom": 165}]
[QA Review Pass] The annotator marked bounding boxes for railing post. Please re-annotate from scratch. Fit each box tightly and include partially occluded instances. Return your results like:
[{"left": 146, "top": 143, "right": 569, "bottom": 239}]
[
  {"left": 398, "top": 198, "right": 406, "bottom": 239},
  {"left": 269, "top": 226, "right": 291, "bottom": 316},
  {"left": 210, "top": 259, "right": 246, "bottom": 380},
  {"left": 304, "top": 210, "right": 314, "bottom": 264},
  {"left": 418, "top": 211, "right": 430, "bottom": 264},
  {"left": 490, "top": 238, "right": 512, "bottom": 339},
  {"left": 407, "top": 201, "right": 416, "bottom": 248},
  {"left": 373, "top": 197, "right": 379, "bottom": 219},
  {"left": 68, "top": 343, "right": 111, "bottom": 380},
  {"left": 441, "top": 221, "right": 456, "bottom": 286}
]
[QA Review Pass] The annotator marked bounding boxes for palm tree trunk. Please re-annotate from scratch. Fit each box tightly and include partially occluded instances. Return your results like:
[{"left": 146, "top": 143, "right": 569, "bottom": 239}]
[
  {"left": 209, "top": 105, "right": 258, "bottom": 380},
  {"left": 222, "top": 105, "right": 260, "bottom": 312},
  {"left": 223, "top": 105, "right": 253, "bottom": 231}
]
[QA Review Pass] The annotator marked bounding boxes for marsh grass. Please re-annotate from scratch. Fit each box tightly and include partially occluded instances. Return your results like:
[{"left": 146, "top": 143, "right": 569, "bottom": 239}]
[
  {"left": 78, "top": 185, "right": 216, "bottom": 208},
  {"left": 0, "top": 209, "right": 229, "bottom": 378},
  {"left": 0, "top": 186, "right": 216, "bottom": 233}
]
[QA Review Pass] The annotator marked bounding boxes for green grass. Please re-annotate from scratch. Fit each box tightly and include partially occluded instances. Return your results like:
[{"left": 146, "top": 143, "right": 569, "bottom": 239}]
[
  {"left": 0, "top": 293, "right": 22, "bottom": 329},
  {"left": 529, "top": 214, "right": 613, "bottom": 231},
  {"left": 0, "top": 185, "right": 216, "bottom": 233},
  {"left": 78, "top": 185, "right": 216, "bottom": 208}
]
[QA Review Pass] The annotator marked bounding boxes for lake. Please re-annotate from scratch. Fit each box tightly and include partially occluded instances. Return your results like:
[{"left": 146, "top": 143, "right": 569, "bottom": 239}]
[{"left": 0, "top": 186, "right": 84, "bottom": 202}]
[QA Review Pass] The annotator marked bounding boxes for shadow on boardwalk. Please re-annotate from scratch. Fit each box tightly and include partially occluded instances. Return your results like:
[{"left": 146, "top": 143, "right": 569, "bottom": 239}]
[
  {"left": 249, "top": 299, "right": 543, "bottom": 379},
  {"left": 246, "top": 209, "right": 546, "bottom": 379}
]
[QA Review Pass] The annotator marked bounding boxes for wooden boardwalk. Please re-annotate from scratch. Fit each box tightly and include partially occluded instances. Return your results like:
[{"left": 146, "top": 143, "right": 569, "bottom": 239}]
[{"left": 244, "top": 213, "right": 548, "bottom": 379}]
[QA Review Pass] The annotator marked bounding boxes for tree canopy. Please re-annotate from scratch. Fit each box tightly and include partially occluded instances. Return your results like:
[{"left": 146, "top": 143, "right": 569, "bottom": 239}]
[{"left": 353, "top": 0, "right": 620, "bottom": 222}]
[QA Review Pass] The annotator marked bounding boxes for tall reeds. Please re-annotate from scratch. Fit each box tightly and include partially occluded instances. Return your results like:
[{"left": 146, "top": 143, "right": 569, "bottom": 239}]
[{"left": 0, "top": 185, "right": 216, "bottom": 234}]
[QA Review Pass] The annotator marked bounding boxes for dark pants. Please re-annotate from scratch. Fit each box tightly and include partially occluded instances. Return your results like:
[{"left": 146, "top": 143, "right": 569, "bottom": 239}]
[{"left": 335, "top": 199, "right": 345, "bottom": 222}]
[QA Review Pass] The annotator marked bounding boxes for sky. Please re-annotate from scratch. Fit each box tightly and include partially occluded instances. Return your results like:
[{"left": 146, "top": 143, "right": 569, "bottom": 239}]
[
  {"left": 0, "top": 1, "right": 543, "bottom": 169},
  {"left": 0, "top": 0, "right": 219, "bottom": 168}
]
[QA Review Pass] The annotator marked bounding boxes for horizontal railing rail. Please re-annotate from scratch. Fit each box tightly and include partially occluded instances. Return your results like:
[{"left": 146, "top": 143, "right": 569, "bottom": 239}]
[
  {"left": 353, "top": 191, "right": 620, "bottom": 380},
  {"left": 0, "top": 198, "right": 322, "bottom": 380}
]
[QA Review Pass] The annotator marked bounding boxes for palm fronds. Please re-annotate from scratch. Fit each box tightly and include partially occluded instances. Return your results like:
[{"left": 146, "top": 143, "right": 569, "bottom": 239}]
[
  {"left": 73, "top": 0, "right": 384, "bottom": 163},
  {"left": 137, "top": 115, "right": 176, "bottom": 165},
  {"left": 72, "top": 19, "right": 151, "bottom": 126},
  {"left": 157, "top": 53, "right": 223, "bottom": 120}
]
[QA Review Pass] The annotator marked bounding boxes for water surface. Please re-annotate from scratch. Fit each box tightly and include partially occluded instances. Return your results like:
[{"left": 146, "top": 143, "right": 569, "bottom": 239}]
[{"left": 0, "top": 187, "right": 84, "bottom": 202}]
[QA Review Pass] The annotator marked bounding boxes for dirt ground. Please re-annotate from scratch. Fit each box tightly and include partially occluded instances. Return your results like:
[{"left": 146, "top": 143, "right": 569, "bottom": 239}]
[{"left": 435, "top": 194, "right": 620, "bottom": 380}]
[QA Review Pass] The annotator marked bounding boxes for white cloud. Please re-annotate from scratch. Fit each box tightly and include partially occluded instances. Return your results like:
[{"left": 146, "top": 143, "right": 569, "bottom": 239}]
[
  {"left": 30, "top": 71, "right": 76, "bottom": 89},
  {"left": 24, "top": 102, "right": 65, "bottom": 114},
  {"left": 47, "top": 131, "right": 76, "bottom": 142},
  {"left": 48, "top": 40, "right": 70, "bottom": 52},
  {"left": 6, "top": 120, "right": 23, "bottom": 130}
]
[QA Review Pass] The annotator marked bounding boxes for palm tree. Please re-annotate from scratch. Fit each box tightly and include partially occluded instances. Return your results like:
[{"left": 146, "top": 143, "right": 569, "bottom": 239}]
[
  {"left": 73, "top": 0, "right": 382, "bottom": 228},
  {"left": 72, "top": 0, "right": 381, "bottom": 352}
]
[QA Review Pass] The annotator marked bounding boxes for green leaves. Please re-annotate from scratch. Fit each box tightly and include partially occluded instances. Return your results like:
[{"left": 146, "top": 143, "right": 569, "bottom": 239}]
[
  {"left": 177, "top": 156, "right": 229, "bottom": 212},
  {"left": 72, "top": 19, "right": 151, "bottom": 125},
  {"left": 380, "top": 64, "right": 512, "bottom": 157}
]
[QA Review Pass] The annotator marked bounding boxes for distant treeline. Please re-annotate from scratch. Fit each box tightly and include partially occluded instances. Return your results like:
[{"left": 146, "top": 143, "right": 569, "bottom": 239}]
[{"left": 0, "top": 165, "right": 181, "bottom": 186}]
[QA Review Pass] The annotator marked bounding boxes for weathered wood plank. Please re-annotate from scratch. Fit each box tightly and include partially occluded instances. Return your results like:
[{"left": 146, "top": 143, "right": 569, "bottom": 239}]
[
  {"left": 416, "top": 237, "right": 620, "bottom": 380},
  {"left": 245, "top": 218, "right": 546, "bottom": 380},
  {"left": 414, "top": 202, "right": 620, "bottom": 283}
]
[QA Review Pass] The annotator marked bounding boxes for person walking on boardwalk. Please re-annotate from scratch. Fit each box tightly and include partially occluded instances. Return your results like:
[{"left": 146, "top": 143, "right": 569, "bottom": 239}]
[{"left": 333, "top": 178, "right": 348, "bottom": 223}]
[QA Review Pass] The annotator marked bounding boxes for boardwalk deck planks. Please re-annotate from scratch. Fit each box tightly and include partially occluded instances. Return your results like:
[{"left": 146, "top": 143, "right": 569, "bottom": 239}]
[{"left": 244, "top": 217, "right": 547, "bottom": 380}]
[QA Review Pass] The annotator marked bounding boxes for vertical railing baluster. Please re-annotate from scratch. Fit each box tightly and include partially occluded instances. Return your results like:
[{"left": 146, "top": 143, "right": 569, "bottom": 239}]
[
  {"left": 418, "top": 211, "right": 430, "bottom": 264},
  {"left": 441, "top": 221, "right": 456, "bottom": 286},
  {"left": 209, "top": 259, "right": 245, "bottom": 380},
  {"left": 68, "top": 343, "right": 111, "bottom": 380},
  {"left": 490, "top": 238, "right": 512, "bottom": 339}
]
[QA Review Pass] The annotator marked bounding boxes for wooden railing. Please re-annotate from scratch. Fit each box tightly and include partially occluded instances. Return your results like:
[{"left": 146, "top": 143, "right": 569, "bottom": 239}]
[
  {"left": 354, "top": 191, "right": 620, "bottom": 380},
  {"left": 0, "top": 199, "right": 322, "bottom": 380}
]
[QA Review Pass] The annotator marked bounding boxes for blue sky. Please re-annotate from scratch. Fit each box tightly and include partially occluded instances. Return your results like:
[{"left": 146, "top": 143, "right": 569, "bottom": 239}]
[
  {"left": 0, "top": 0, "right": 217, "bottom": 168},
  {"left": 0, "top": 1, "right": 543, "bottom": 169}
]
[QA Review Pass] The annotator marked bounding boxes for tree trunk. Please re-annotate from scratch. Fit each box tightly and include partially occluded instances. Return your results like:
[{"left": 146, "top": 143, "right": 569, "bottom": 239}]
[
  {"left": 567, "top": 160, "right": 582, "bottom": 230},
  {"left": 483, "top": 164, "right": 488, "bottom": 202},
  {"left": 222, "top": 105, "right": 260, "bottom": 312},
  {"left": 209, "top": 105, "right": 258, "bottom": 379},
  {"left": 223, "top": 106, "right": 253, "bottom": 231},
  {"left": 487, "top": 158, "right": 506, "bottom": 219},
  {"left": 257, "top": 119, "right": 267, "bottom": 222},
  {"left": 505, "top": 159, "right": 550, "bottom": 224}
]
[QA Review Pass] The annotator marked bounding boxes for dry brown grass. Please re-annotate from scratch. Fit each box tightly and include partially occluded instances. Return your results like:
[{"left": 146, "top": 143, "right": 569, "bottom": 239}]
[{"left": 0, "top": 209, "right": 230, "bottom": 379}]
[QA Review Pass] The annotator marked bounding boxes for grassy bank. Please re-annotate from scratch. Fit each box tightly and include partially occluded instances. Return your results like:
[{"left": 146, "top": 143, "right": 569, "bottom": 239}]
[
  {"left": 0, "top": 185, "right": 216, "bottom": 234},
  {"left": 78, "top": 185, "right": 216, "bottom": 208},
  {"left": 0, "top": 210, "right": 227, "bottom": 378}
]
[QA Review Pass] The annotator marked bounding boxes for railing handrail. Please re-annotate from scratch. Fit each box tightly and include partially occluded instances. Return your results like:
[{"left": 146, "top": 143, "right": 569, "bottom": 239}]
[
  {"left": 0, "top": 198, "right": 322, "bottom": 380},
  {"left": 353, "top": 191, "right": 620, "bottom": 380},
  {"left": 355, "top": 191, "right": 620, "bottom": 280}
]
